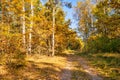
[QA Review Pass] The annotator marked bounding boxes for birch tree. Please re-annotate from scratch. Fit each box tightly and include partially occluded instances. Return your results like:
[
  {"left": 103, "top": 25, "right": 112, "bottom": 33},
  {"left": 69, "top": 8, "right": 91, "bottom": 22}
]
[
  {"left": 75, "top": 0, "right": 94, "bottom": 52},
  {"left": 52, "top": 0, "right": 56, "bottom": 56},
  {"left": 28, "top": 0, "right": 34, "bottom": 54},
  {"left": 22, "top": 0, "right": 26, "bottom": 52},
  {"left": 51, "top": 0, "right": 72, "bottom": 56}
]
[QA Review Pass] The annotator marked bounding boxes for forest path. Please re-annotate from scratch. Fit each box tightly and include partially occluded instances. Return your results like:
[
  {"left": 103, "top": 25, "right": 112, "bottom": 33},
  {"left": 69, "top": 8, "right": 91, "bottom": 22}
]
[
  {"left": 60, "top": 55, "right": 73, "bottom": 80},
  {"left": 0, "top": 54, "right": 103, "bottom": 80},
  {"left": 60, "top": 54, "right": 103, "bottom": 80},
  {"left": 60, "top": 61, "right": 72, "bottom": 80},
  {"left": 75, "top": 55, "right": 103, "bottom": 80}
]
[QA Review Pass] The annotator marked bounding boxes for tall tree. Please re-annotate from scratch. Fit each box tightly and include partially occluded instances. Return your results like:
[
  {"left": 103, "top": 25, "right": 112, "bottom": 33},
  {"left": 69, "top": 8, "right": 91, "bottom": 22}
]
[
  {"left": 52, "top": 0, "right": 56, "bottom": 56},
  {"left": 93, "top": 0, "right": 120, "bottom": 38},
  {"left": 45, "top": 0, "right": 72, "bottom": 56},
  {"left": 22, "top": 0, "right": 26, "bottom": 52},
  {"left": 75, "top": 0, "right": 94, "bottom": 51},
  {"left": 28, "top": 0, "right": 34, "bottom": 54}
]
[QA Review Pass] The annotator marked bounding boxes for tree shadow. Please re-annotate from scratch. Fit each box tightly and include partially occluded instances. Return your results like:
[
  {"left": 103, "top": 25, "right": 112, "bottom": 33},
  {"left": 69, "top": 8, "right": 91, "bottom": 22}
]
[
  {"left": 65, "top": 54, "right": 120, "bottom": 80},
  {"left": 0, "top": 60, "right": 62, "bottom": 80},
  {"left": 0, "top": 54, "right": 118, "bottom": 80},
  {"left": 65, "top": 54, "right": 93, "bottom": 80}
]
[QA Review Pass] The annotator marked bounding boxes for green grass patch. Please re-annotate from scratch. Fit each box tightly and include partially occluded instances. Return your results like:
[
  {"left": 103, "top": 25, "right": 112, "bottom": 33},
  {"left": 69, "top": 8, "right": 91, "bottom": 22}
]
[{"left": 77, "top": 52, "right": 120, "bottom": 80}]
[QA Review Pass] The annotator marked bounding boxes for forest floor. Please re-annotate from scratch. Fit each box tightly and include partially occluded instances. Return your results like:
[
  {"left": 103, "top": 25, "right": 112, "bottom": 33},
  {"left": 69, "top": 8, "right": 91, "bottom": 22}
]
[
  {"left": 0, "top": 53, "right": 105, "bottom": 80},
  {"left": 78, "top": 53, "right": 120, "bottom": 80},
  {"left": 60, "top": 54, "right": 103, "bottom": 80}
]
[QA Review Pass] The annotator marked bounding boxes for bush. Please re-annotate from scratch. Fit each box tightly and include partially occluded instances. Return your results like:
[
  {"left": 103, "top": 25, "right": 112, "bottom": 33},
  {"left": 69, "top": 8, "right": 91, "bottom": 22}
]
[
  {"left": 87, "top": 36, "right": 120, "bottom": 53},
  {"left": 0, "top": 33, "right": 27, "bottom": 70},
  {"left": 6, "top": 52, "right": 26, "bottom": 70},
  {"left": 108, "top": 38, "right": 120, "bottom": 53}
]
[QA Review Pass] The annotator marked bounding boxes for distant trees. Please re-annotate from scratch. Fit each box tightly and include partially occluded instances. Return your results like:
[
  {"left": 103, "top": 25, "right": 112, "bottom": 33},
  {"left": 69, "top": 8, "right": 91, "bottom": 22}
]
[
  {"left": 75, "top": 0, "right": 120, "bottom": 53},
  {"left": 75, "top": 0, "right": 94, "bottom": 52}
]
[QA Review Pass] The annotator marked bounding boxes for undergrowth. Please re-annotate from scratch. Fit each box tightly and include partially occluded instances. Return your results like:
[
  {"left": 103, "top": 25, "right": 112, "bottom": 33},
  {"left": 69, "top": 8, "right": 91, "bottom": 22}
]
[{"left": 77, "top": 52, "right": 120, "bottom": 80}]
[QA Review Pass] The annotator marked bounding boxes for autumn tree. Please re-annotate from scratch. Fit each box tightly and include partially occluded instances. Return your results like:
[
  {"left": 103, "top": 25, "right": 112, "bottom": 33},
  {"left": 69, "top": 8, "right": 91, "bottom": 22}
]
[
  {"left": 92, "top": 0, "right": 120, "bottom": 52},
  {"left": 75, "top": 0, "right": 94, "bottom": 52}
]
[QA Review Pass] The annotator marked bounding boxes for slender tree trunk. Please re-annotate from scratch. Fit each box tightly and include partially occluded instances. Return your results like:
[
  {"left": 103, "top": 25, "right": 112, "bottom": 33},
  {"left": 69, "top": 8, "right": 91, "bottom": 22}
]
[
  {"left": 1, "top": 0, "right": 4, "bottom": 53},
  {"left": 7, "top": 1, "right": 10, "bottom": 54},
  {"left": 52, "top": 7, "right": 55, "bottom": 56},
  {"left": 28, "top": 0, "right": 33, "bottom": 54},
  {"left": 1, "top": 0, "right": 4, "bottom": 24},
  {"left": 22, "top": 0, "right": 26, "bottom": 52}
]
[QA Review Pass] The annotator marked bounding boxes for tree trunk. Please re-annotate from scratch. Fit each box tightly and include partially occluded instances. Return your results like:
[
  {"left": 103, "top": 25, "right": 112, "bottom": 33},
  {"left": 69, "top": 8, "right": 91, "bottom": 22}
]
[
  {"left": 22, "top": 0, "right": 26, "bottom": 53},
  {"left": 28, "top": 0, "right": 34, "bottom": 54},
  {"left": 1, "top": 0, "right": 5, "bottom": 24},
  {"left": 52, "top": 7, "right": 55, "bottom": 56}
]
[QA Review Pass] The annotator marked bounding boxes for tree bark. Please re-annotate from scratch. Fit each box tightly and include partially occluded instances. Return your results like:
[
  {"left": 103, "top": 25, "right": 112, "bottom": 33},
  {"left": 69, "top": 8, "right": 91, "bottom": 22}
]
[
  {"left": 52, "top": 7, "right": 55, "bottom": 56},
  {"left": 28, "top": 0, "right": 34, "bottom": 54},
  {"left": 22, "top": 0, "right": 26, "bottom": 53}
]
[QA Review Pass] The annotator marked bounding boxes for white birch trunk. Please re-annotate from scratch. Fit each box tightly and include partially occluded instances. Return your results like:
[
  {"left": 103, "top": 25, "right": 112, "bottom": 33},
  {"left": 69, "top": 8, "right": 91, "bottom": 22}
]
[
  {"left": 28, "top": 0, "right": 33, "bottom": 54},
  {"left": 22, "top": 0, "right": 26, "bottom": 51},
  {"left": 52, "top": 7, "right": 55, "bottom": 56}
]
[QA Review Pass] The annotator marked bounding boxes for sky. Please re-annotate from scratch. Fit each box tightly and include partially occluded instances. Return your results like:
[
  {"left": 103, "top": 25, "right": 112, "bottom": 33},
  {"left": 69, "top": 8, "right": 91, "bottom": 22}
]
[
  {"left": 63, "top": 0, "right": 96, "bottom": 29},
  {"left": 41, "top": 0, "right": 83, "bottom": 29},
  {"left": 63, "top": 0, "right": 78, "bottom": 29},
  {"left": 63, "top": 0, "right": 84, "bottom": 29}
]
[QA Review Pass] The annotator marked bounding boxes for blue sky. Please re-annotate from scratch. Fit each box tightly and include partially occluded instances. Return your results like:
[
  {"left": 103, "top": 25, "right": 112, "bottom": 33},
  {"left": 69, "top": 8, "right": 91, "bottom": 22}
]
[
  {"left": 63, "top": 0, "right": 78, "bottom": 29},
  {"left": 63, "top": 0, "right": 84, "bottom": 29},
  {"left": 41, "top": 0, "right": 82, "bottom": 29},
  {"left": 63, "top": 0, "right": 96, "bottom": 29}
]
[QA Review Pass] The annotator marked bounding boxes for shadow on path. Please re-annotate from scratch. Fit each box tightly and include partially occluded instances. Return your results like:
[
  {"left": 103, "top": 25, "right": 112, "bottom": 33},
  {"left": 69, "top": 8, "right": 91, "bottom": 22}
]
[{"left": 60, "top": 54, "right": 103, "bottom": 80}]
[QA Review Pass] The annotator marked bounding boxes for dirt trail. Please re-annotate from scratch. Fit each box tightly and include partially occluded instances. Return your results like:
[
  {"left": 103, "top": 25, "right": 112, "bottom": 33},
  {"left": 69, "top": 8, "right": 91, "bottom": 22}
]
[
  {"left": 60, "top": 62, "right": 72, "bottom": 80},
  {"left": 0, "top": 54, "right": 103, "bottom": 80},
  {"left": 77, "top": 56, "right": 103, "bottom": 80},
  {"left": 60, "top": 55, "right": 103, "bottom": 80}
]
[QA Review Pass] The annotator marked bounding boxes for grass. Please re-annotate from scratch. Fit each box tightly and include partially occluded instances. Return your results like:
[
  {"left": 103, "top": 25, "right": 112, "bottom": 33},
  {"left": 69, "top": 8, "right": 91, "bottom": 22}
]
[
  {"left": 77, "top": 52, "right": 120, "bottom": 80},
  {"left": 0, "top": 53, "right": 95, "bottom": 80},
  {"left": 71, "top": 62, "right": 92, "bottom": 80},
  {"left": 0, "top": 54, "right": 68, "bottom": 80},
  {"left": 1, "top": 52, "right": 119, "bottom": 80}
]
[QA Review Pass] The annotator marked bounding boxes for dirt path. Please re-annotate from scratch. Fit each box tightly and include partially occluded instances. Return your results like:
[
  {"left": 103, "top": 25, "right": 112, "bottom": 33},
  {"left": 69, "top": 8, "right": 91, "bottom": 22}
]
[
  {"left": 76, "top": 56, "right": 103, "bottom": 80},
  {"left": 60, "top": 55, "right": 103, "bottom": 80},
  {"left": 60, "top": 61, "right": 72, "bottom": 80},
  {"left": 0, "top": 54, "right": 103, "bottom": 80}
]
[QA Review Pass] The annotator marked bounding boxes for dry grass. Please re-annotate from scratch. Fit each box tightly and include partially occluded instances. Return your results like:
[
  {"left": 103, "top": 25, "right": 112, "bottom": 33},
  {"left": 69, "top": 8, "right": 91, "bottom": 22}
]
[
  {"left": 0, "top": 54, "right": 68, "bottom": 80},
  {"left": 26, "top": 54, "right": 67, "bottom": 67},
  {"left": 0, "top": 53, "right": 104, "bottom": 80},
  {"left": 78, "top": 53, "right": 120, "bottom": 80}
]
